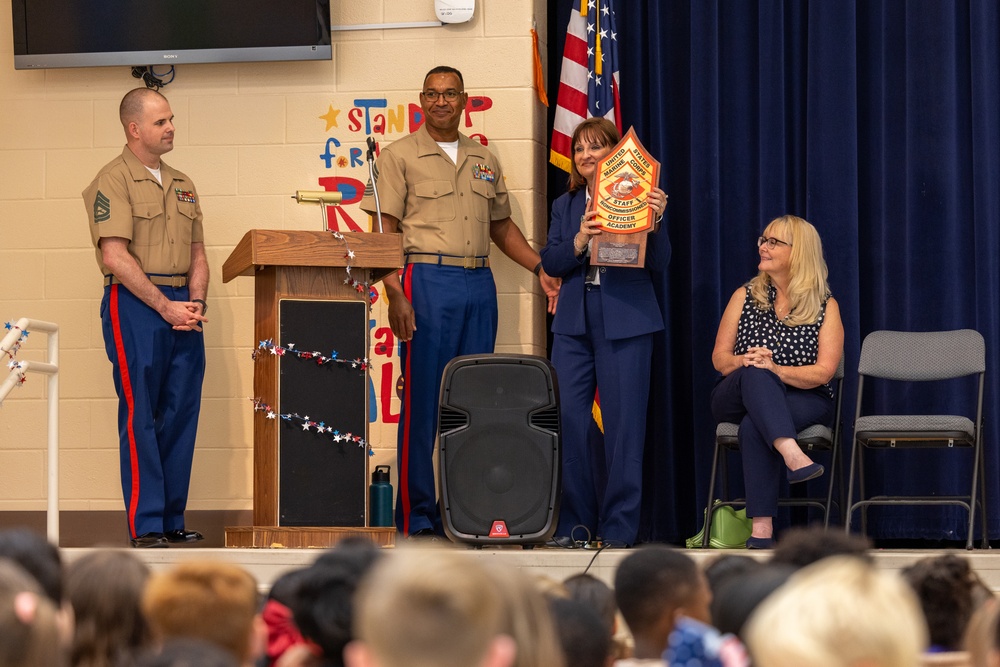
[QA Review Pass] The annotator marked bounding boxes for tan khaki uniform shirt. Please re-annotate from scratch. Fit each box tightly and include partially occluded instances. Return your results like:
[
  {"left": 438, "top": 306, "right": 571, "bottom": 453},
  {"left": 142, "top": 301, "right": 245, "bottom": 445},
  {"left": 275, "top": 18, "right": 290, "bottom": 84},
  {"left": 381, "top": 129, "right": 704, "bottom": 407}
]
[
  {"left": 82, "top": 146, "right": 204, "bottom": 276},
  {"left": 359, "top": 124, "right": 511, "bottom": 257}
]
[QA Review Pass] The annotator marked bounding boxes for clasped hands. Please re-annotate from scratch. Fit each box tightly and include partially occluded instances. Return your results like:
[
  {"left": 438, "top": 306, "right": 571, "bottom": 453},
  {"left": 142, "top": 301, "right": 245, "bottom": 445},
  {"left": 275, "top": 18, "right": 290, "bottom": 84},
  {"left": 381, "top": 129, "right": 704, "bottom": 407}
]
[
  {"left": 742, "top": 346, "right": 776, "bottom": 372},
  {"left": 167, "top": 301, "right": 208, "bottom": 332}
]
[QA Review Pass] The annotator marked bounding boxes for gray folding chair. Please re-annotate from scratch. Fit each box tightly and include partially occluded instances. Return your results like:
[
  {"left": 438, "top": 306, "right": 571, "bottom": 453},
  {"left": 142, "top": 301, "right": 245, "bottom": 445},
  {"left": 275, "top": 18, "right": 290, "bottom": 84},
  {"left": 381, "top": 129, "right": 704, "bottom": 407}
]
[
  {"left": 701, "top": 355, "right": 845, "bottom": 547},
  {"left": 844, "top": 329, "right": 987, "bottom": 550}
]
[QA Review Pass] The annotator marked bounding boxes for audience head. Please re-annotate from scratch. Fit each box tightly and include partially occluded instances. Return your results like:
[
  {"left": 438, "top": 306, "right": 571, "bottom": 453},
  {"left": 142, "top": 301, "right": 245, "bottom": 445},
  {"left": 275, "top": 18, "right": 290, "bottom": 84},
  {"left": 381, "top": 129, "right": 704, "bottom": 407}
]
[
  {"left": 902, "top": 554, "right": 979, "bottom": 651},
  {"left": 614, "top": 545, "right": 710, "bottom": 659},
  {"left": 142, "top": 561, "right": 262, "bottom": 665},
  {"left": 703, "top": 553, "right": 763, "bottom": 595},
  {"left": 567, "top": 117, "right": 621, "bottom": 192},
  {"left": 549, "top": 597, "right": 613, "bottom": 667},
  {"left": 0, "top": 527, "right": 64, "bottom": 604},
  {"left": 286, "top": 539, "right": 383, "bottom": 666},
  {"left": 260, "top": 566, "right": 313, "bottom": 665},
  {"left": 345, "top": 548, "right": 518, "bottom": 667},
  {"left": 67, "top": 549, "right": 152, "bottom": 667},
  {"left": 0, "top": 559, "right": 67, "bottom": 667},
  {"left": 710, "top": 562, "right": 795, "bottom": 639},
  {"left": 484, "top": 560, "right": 565, "bottom": 667},
  {"left": 563, "top": 572, "right": 618, "bottom": 636},
  {"left": 135, "top": 638, "right": 240, "bottom": 667},
  {"left": 745, "top": 556, "right": 926, "bottom": 667},
  {"left": 769, "top": 525, "right": 872, "bottom": 569}
]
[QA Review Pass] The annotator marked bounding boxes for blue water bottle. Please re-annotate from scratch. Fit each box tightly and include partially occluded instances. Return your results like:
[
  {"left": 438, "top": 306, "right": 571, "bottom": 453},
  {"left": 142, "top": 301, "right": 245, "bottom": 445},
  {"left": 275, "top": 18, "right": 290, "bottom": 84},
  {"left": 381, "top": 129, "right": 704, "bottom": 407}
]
[{"left": 369, "top": 465, "right": 393, "bottom": 527}]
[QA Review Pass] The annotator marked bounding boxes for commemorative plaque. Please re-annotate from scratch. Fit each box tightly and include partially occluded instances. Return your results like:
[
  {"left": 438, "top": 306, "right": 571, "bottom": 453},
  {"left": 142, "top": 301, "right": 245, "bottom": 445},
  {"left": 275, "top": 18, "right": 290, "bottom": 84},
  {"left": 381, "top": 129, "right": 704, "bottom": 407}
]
[{"left": 589, "top": 127, "right": 661, "bottom": 268}]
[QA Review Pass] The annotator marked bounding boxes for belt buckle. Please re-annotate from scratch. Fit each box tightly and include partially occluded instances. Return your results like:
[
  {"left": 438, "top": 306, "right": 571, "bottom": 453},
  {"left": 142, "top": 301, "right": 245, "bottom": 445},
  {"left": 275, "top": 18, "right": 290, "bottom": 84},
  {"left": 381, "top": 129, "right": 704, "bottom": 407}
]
[{"left": 463, "top": 256, "right": 477, "bottom": 270}]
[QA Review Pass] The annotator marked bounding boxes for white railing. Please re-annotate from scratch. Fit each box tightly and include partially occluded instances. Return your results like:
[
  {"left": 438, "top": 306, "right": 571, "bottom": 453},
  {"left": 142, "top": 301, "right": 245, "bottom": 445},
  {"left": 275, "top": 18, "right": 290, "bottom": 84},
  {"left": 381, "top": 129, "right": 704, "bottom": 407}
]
[{"left": 0, "top": 318, "right": 59, "bottom": 545}]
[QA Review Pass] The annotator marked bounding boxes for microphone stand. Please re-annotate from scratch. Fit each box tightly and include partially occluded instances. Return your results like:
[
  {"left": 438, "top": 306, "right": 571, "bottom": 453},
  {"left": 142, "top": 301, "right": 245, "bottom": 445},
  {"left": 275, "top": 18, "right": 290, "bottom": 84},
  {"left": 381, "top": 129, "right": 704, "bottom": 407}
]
[{"left": 366, "top": 136, "right": 384, "bottom": 234}]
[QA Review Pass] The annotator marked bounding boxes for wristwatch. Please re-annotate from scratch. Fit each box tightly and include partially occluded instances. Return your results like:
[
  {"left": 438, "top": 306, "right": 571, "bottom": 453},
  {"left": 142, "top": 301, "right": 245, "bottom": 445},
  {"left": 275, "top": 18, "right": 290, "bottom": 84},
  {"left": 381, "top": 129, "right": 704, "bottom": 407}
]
[{"left": 193, "top": 299, "right": 207, "bottom": 314}]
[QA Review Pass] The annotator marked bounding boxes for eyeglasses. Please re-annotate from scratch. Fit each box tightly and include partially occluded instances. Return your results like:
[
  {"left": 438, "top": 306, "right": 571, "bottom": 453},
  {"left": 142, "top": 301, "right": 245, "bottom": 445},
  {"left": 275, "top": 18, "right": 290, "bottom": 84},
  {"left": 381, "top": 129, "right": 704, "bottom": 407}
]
[
  {"left": 421, "top": 89, "right": 463, "bottom": 102},
  {"left": 757, "top": 236, "right": 792, "bottom": 249}
]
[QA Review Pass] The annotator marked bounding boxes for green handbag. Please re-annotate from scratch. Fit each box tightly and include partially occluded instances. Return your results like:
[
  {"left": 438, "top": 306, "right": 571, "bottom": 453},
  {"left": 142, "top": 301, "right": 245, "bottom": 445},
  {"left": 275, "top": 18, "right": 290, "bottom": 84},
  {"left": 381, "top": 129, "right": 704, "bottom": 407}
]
[{"left": 685, "top": 501, "right": 752, "bottom": 549}]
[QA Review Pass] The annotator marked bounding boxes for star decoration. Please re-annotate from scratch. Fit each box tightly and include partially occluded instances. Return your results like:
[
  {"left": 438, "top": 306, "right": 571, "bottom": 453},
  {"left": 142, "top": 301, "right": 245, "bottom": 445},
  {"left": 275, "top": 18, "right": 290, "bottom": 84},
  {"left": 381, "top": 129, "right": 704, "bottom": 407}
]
[
  {"left": 2, "top": 323, "right": 31, "bottom": 389},
  {"left": 249, "top": 398, "right": 371, "bottom": 454},
  {"left": 255, "top": 340, "right": 369, "bottom": 370},
  {"left": 319, "top": 105, "right": 341, "bottom": 132}
]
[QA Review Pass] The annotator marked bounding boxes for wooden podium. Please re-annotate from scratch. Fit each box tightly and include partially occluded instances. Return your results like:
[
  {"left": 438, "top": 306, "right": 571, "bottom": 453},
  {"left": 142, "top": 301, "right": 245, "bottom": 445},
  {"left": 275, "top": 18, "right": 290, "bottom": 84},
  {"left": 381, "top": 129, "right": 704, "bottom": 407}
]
[{"left": 221, "top": 230, "right": 403, "bottom": 548}]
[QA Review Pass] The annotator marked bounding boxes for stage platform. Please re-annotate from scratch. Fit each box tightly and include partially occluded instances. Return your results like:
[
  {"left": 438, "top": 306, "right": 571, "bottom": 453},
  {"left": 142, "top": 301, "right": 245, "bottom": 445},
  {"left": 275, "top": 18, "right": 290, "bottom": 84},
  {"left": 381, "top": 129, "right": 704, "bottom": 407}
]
[{"left": 58, "top": 545, "right": 1000, "bottom": 594}]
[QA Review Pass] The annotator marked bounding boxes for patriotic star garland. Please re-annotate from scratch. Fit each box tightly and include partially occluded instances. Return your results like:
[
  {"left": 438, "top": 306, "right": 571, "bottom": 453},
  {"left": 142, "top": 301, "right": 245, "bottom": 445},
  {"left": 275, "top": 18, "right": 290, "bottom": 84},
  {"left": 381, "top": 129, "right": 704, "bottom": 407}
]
[
  {"left": 249, "top": 230, "right": 375, "bottom": 452},
  {"left": 331, "top": 230, "right": 378, "bottom": 304},
  {"left": 2, "top": 322, "right": 29, "bottom": 388},
  {"left": 250, "top": 398, "right": 371, "bottom": 455},
  {"left": 253, "top": 339, "right": 369, "bottom": 370}
]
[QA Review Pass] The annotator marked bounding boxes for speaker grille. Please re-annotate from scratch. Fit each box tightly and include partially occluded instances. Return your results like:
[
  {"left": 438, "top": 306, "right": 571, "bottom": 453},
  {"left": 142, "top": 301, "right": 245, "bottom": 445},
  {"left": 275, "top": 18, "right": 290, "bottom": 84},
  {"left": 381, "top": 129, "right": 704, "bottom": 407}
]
[
  {"left": 439, "top": 354, "right": 561, "bottom": 544},
  {"left": 529, "top": 405, "right": 560, "bottom": 434},
  {"left": 438, "top": 405, "right": 469, "bottom": 433}
]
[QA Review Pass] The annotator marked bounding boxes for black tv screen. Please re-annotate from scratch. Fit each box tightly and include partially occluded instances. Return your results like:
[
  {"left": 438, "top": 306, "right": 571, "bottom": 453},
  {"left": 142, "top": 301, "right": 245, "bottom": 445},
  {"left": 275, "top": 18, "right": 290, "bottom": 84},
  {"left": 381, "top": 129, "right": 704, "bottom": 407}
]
[{"left": 12, "top": 0, "right": 332, "bottom": 69}]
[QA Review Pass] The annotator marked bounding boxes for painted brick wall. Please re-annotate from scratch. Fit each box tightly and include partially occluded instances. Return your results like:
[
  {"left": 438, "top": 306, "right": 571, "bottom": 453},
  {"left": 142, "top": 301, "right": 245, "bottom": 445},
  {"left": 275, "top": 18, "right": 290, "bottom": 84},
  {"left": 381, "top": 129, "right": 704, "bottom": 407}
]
[{"left": 0, "top": 0, "right": 551, "bottom": 512}]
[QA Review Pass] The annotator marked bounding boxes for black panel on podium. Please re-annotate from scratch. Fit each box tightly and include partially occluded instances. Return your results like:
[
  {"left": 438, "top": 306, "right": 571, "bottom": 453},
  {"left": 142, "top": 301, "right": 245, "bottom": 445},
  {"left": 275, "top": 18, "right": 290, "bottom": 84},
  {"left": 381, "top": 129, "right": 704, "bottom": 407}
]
[{"left": 278, "top": 299, "right": 367, "bottom": 526}]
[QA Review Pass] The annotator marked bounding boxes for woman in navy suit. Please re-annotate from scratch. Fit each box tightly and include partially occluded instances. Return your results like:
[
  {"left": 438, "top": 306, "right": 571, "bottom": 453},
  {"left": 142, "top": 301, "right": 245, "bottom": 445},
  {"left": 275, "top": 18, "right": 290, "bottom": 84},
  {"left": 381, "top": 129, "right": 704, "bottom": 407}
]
[{"left": 540, "top": 118, "right": 669, "bottom": 548}]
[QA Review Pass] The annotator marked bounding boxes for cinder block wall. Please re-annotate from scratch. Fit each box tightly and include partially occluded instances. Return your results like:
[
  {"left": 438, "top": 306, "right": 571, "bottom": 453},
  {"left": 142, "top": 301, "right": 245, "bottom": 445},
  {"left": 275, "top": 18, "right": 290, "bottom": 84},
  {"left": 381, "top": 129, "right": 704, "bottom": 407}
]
[{"left": 0, "top": 0, "right": 550, "bottom": 521}]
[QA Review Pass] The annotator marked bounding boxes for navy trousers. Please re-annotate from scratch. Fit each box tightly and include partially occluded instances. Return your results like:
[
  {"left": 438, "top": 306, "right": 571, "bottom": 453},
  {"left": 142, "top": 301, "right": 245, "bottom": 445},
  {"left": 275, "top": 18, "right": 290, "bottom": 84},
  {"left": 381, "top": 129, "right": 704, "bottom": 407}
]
[
  {"left": 552, "top": 285, "right": 652, "bottom": 546},
  {"left": 101, "top": 284, "right": 205, "bottom": 539},
  {"left": 710, "top": 366, "right": 833, "bottom": 517},
  {"left": 396, "top": 263, "right": 498, "bottom": 535}
]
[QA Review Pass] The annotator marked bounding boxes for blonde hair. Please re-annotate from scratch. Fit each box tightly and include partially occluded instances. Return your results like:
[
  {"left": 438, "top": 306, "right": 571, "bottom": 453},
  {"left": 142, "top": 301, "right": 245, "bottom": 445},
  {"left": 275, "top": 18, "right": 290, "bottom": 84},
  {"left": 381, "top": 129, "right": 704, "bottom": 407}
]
[
  {"left": 745, "top": 556, "right": 926, "bottom": 667},
  {"left": 352, "top": 548, "right": 513, "bottom": 667},
  {"left": 485, "top": 565, "right": 566, "bottom": 667},
  {"left": 748, "top": 214, "right": 830, "bottom": 326},
  {"left": 142, "top": 561, "right": 258, "bottom": 663}
]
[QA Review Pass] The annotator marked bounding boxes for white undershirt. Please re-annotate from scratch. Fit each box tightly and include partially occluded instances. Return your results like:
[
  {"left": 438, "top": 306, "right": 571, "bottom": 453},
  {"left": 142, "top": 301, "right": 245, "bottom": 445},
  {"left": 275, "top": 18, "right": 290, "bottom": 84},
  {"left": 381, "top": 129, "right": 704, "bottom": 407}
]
[
  {"left": 437, "top": 140, "right": 459, "bottom": 164},
  {"left": 145, "top": 165, "right": 162, "bottom": 185}
]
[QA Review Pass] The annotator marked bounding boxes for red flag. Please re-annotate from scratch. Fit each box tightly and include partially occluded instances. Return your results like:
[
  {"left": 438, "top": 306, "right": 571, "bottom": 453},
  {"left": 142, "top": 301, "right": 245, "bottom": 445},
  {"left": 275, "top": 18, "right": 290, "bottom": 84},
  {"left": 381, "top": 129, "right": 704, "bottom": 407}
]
[
  {"left": 532, "top": 23, "right": 549, "bottom": 106},
  {"left": 550, "top": 0, "right": 622, "bottom": 172}
]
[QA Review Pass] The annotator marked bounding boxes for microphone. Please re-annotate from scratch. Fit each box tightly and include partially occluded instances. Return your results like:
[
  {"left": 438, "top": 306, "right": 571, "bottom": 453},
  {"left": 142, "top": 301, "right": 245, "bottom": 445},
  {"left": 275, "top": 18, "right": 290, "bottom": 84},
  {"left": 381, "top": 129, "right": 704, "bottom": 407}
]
[
  {"left": 292, "top": 190, "right": 343, "bottom": 205},
  {"left": 365, "top": 137, "right": 384, "bottom": 234}
]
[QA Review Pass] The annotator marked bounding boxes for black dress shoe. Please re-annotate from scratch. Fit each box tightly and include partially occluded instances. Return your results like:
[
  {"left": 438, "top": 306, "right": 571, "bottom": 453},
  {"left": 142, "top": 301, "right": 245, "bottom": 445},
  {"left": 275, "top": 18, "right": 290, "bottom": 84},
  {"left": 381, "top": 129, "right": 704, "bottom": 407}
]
[
  {"left": 593, "top": 539, "right": 630, "bottom": 549},
  {"left": 130, "top": 532, "right": 168, "bottom": 548},
  {"left": 787, "top": 462, "right": 825, "bottom": 484},
  {"left": 165, "top": 529, "right": 204, "bottom": 543},
  {"left": 407, "top": 528, "right": 442, "bottom": 542},
  {"left": 545, "top": 536, "right": 578, "bottom": 548},
  {"left": 745, "top": 536, "right": 775, "bottom": 549}
]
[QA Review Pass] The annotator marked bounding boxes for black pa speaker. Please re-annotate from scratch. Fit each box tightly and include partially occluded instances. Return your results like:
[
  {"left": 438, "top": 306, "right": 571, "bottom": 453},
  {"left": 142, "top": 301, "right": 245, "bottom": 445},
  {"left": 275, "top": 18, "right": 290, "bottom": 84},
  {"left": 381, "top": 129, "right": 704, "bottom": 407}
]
[{"left": 438, "top": 354, "right": 561, "bottom": 545}]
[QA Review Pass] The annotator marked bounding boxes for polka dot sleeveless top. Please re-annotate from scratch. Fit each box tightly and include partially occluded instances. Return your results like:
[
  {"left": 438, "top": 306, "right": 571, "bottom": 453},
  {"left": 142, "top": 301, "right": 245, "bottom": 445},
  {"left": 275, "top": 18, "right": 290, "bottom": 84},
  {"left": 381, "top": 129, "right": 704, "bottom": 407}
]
[{"left": 735, "top": 284, "right": 830, "bottom": 378}]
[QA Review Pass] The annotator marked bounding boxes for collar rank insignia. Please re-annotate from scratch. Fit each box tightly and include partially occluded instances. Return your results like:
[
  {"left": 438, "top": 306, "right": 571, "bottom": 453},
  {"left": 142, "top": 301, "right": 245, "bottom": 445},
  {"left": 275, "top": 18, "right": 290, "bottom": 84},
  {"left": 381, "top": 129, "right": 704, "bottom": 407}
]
[
  {"left": 175, "top": 189, "right": 196, "bottom": 204},
  {"left": 472, "top": 164, "right": 495, "bottom": 182}
]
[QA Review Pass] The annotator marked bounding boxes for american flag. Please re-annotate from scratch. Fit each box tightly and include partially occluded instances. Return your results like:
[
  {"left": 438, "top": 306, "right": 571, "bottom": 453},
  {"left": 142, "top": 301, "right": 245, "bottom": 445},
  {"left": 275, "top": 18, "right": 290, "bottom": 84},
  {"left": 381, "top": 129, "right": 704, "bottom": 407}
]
[{"left": 550, "top": 0, "right": 621, "bottom": 173}]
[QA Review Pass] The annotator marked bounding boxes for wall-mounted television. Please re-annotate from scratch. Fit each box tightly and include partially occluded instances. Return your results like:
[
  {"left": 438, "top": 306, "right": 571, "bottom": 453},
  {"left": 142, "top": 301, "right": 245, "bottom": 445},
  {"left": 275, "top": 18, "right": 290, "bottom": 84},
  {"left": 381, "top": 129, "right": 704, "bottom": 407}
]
[{"left": 12, "top": 0, "right": 332, "bottom": 70}]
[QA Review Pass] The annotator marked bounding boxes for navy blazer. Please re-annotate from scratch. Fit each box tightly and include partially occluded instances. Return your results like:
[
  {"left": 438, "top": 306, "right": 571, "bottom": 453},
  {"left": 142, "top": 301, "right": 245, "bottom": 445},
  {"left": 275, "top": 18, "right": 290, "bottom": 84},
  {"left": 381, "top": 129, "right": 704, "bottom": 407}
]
[{"left": 540, "top": 188, "right": 670, "bottom": 341}]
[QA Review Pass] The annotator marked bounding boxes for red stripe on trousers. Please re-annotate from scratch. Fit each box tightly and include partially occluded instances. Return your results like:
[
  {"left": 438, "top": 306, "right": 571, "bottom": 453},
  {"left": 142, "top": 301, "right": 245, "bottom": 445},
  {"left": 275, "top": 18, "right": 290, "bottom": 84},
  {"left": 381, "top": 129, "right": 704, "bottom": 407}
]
[
  {"left": 399, "top": 265, "right": 415, "bottom": 535},
  {"left": 109, "top": 286, "right": 142, "bottom": 538}
]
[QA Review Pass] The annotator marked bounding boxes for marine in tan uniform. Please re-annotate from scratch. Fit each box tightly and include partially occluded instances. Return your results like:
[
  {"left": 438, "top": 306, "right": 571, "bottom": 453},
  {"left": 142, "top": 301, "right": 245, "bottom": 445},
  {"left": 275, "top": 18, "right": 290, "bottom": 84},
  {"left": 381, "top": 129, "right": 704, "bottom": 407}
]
[
  {"left": 82, "top": 88, "right": 208, "bottom": 548},
  {"left": 360, "top": 65, "right": 559, "bottom": 537}
]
